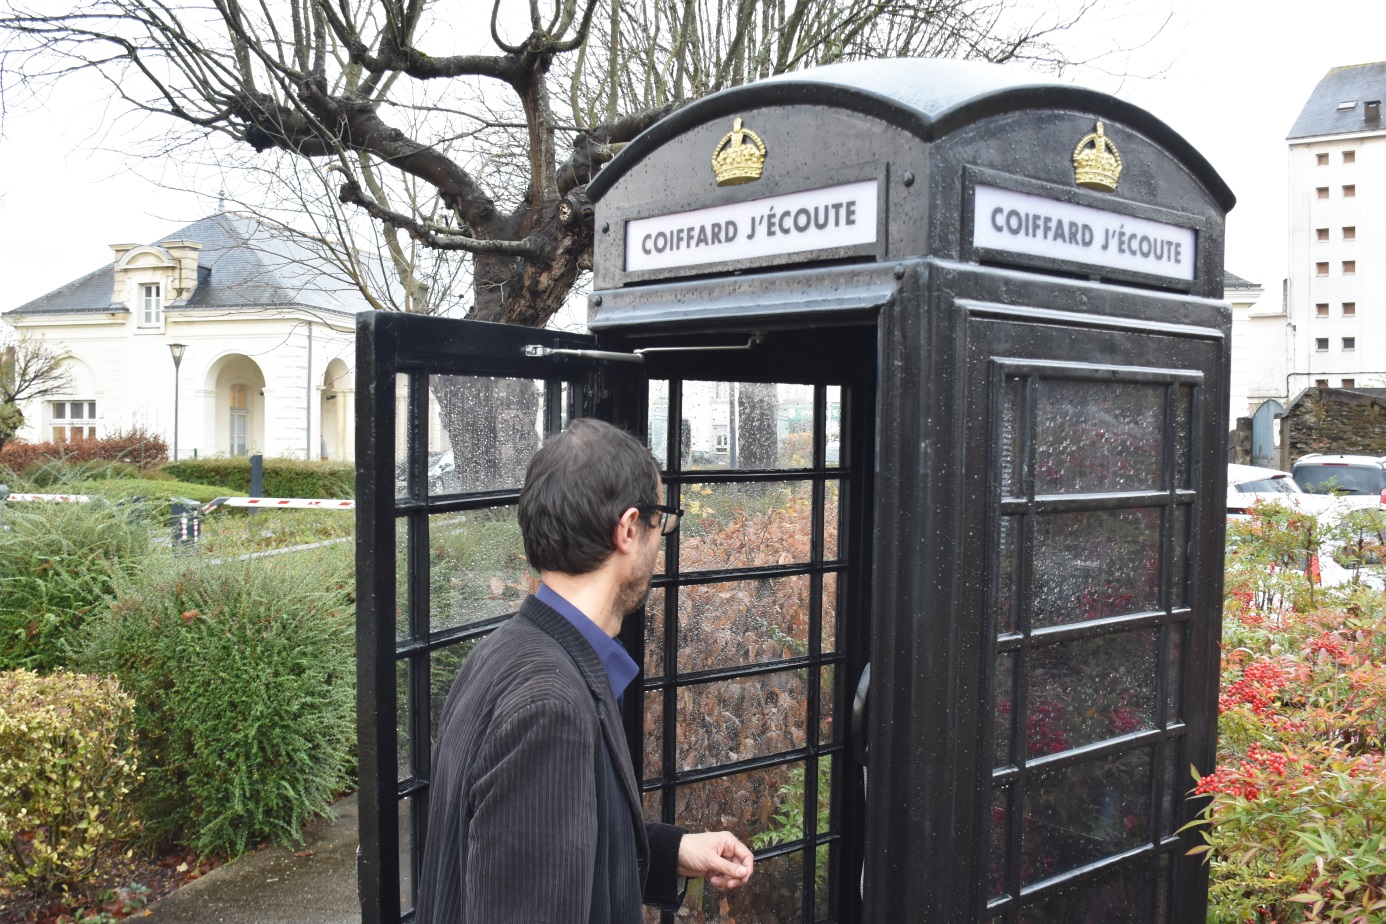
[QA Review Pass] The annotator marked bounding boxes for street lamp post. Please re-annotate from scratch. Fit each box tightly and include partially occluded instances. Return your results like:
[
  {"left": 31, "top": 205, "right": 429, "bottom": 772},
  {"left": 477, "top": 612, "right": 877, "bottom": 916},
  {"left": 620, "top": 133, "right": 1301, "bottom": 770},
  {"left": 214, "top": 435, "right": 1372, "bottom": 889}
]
[{"left": 169, "top": 343, "right": 187, "bottom": 460}]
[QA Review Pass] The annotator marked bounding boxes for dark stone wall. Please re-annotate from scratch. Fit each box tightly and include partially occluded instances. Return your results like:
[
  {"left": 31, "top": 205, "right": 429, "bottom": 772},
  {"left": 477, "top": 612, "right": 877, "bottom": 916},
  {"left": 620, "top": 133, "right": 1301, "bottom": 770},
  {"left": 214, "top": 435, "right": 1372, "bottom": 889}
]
[{"left": 1281, "top": 388, "right": 1386, "bottom": 465}]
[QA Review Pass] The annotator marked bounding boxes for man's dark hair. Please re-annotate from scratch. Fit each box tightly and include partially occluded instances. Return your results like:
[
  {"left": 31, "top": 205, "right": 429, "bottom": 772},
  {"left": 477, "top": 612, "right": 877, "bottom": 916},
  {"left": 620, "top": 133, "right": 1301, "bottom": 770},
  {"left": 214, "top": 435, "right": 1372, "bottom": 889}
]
[{"left": 519, "top": 418, "right": 660, "bottom": 574}]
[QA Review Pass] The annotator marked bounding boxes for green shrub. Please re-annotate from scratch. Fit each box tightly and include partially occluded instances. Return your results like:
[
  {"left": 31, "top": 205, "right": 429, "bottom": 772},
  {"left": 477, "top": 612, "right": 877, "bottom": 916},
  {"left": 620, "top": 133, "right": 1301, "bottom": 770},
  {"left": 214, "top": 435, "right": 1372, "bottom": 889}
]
[
  {"left": 0, "top": 670, "right": 140, "bottom": 894},
  {"left": 22, "top": 459, "right": 144, "bottom": 486},
  {"left": 76, "top": 545, "right": 355, "bottom": 856},
  {"left": 161, "top": 457, "right": 355, "bottom": 500},
  {"left": 0, "top": 497, "right": 152, "bottom": 672}
]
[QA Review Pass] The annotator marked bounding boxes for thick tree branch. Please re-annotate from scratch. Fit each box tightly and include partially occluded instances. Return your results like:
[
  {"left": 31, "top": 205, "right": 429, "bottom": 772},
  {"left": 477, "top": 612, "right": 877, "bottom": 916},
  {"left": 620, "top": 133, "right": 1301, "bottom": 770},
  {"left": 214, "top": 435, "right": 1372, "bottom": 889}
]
[{"left": 338, "top": 177, "right": 540, "bottom": 256}]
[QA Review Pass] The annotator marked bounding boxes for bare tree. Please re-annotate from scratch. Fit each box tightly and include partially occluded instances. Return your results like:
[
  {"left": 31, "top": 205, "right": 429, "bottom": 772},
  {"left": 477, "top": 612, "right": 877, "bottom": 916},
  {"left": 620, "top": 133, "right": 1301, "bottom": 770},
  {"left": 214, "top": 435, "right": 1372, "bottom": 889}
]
[
  {"left": 0, "top": 0, "right": 1151, "bottom": 328},
  {"left": 0, "top": 334, "right": 71, "bottom": 454}
]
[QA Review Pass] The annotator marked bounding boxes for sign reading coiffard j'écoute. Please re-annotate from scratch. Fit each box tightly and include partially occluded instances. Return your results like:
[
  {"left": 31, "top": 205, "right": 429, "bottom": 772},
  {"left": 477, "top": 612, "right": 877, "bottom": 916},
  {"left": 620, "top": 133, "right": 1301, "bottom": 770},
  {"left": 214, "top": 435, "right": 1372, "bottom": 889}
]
[
  {"left": 625, "top": 179, "right": 878, "bottom": 274},
  {"left": 972, "top": 184, "right": 1196, "bottom": 282}
]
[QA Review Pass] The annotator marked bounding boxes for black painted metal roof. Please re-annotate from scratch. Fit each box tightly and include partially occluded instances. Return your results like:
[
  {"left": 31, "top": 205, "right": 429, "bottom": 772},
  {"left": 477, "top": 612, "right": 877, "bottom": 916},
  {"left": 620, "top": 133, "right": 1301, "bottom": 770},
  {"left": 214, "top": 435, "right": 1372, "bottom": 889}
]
[
  {"left": 590, "top": 57, "right": 1234, "bottom": 210},
  {"left": 1287, "top": 62, "right": 1386, "bottom": 140},
  {"left": 7, "top": 212, "right": 374, "bottom": 317},
  {"left": 1223, "top": 270, "right": 1258, "bottom": 289}
]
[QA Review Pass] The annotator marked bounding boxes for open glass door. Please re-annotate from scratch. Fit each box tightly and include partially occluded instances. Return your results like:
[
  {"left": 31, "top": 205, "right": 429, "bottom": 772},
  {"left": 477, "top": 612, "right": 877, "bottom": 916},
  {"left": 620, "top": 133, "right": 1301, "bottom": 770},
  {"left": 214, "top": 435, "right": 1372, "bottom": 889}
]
[
  {"left": 355, "top": 313, "right": 606, "bottom": 923},
  {"left": 358, "top": 315, "right": 874, "bottom": 924}
]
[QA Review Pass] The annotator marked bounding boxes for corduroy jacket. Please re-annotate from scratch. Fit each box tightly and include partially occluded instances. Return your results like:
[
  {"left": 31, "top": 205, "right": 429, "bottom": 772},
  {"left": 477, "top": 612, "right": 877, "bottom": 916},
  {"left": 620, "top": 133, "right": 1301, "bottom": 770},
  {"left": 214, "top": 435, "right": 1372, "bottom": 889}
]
[{"left": 415, "top": 595, "right": 686, "bottom": 923}]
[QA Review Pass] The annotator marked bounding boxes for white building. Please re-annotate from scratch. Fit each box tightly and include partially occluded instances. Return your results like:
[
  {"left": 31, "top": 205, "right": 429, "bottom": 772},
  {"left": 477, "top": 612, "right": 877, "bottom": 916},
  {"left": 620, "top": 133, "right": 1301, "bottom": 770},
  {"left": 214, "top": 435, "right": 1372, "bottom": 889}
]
[
  {"left": 1284, "top": 62, "right": 1386, "bottom": 394},
  {"left": 4, "top": 213, "right": 366, "bottom": 461},
  {"left": 1224, "top": 270, "right": 1267, "bottom": 421}
]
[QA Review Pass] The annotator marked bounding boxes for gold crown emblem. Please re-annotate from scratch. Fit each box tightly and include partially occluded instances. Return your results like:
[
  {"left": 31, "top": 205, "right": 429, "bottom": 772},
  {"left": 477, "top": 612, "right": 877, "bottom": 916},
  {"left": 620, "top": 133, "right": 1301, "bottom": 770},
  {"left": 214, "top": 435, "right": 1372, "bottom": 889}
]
[
  {"left": 712, "top": 117, "right": 767, "bottom": 186},
  {"left": 1072, "top": 121, "right": 1122, "bottom": 192}
]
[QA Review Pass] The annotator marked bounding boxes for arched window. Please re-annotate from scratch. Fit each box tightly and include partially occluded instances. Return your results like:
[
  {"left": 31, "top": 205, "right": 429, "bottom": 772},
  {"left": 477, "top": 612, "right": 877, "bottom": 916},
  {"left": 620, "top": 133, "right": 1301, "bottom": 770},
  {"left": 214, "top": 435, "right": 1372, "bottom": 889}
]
[{"left": 229, "top": 384, "right": 249, "bottom": 456}]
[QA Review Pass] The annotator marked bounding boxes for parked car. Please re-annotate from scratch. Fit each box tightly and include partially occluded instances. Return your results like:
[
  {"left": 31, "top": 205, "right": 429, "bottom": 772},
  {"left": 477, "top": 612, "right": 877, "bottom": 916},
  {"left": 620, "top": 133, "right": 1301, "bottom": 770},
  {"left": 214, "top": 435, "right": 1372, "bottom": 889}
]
[
  {"left": 1291, "top": 454, "right": 1386, "bottom": 509},
  {"left": 1227, "top": 463, "right": 1336, "bottom": 518}
]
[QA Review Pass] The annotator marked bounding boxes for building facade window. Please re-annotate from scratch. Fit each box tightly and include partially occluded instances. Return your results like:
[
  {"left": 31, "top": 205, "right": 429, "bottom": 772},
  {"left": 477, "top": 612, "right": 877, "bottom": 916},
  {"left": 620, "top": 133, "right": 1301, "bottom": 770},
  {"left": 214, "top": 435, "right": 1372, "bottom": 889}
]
[
  {"left": 51, "top": 401, "right": 97, "bottom": 442},
  {"left": 1344, "top": 302, "right": 1357, "bottom": 317},
  {"left": 1343, "top": 337, "right": 1356, "bottom": 351},
  {"left": 140, "top": 283, "right": 162, "bottom": 327},
  {"left": 1344, "top": 260, "right": 1357, "bottom": 274},
  {"left": 1316, "top": 186, "right": 1330, "bottom": 199},
  {"left": 1344, "top": 150, "right": 1356, "bottom": 164},
  {"left": 1343, "top": 184, "right": 1357, "bottom": 197},
  {"left": 1343, "top": 226, "right": 1357, "bottom": 240},
  {"left": 1316, "top": 338, "right": 1329, "bottom": 351},
  {"left": 1316, "top": 228, "right": 1330, "bottom": 241},
  {"left": 1343, "top": 379, "right": 1356, "bottom": 388},
  {"left": 1316, "top": 379, "right": 1330, "bottom": 387},
  {"left": 1316, "top": 262, "right": 1330, "bottom": 276},
  {"left": 1316, "top": 152, "right": 1329, "bottom": 165},
  {"left": 1316, "top": 303, "right": 1330, "bottom": 317},
  {"left": 230, "top": 384, "right": 249, "bottom": 457}
]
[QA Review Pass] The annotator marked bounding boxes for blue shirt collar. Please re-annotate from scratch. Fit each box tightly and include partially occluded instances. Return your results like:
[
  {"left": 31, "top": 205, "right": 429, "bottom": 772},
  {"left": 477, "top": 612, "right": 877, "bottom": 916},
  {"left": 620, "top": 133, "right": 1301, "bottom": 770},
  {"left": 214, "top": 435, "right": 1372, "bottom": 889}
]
[{"left": 536, "top": 583, "right": 641, "bottom": 705}]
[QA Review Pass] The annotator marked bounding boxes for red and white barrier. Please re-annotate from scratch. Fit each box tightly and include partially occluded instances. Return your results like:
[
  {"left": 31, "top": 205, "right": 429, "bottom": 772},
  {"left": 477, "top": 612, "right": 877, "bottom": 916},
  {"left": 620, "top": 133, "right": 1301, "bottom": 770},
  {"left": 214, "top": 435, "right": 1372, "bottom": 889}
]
[{"left": 202, "top": 496, "right": 355, "bottom": 513}]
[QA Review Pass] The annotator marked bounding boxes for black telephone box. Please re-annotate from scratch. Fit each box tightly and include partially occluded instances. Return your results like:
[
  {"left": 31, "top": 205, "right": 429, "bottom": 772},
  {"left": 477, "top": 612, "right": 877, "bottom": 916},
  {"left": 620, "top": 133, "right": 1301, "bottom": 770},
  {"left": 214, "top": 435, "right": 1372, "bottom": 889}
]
[{"left": 356, "top": 58, "right": 1234, "bottom": 924}]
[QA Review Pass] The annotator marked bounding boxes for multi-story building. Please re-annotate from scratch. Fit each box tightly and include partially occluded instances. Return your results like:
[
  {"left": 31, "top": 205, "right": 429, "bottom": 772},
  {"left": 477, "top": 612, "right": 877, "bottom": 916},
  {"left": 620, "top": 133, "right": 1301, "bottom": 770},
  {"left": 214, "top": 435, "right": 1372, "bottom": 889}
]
[{"left": 1285, "top": 62, "right": 1386, "bottom": 393}]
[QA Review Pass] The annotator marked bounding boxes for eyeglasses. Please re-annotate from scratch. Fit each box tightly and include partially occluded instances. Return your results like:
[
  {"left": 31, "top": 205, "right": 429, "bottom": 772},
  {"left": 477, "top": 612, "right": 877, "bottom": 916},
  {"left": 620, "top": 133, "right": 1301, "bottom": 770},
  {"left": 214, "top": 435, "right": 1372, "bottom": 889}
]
[{"left": 636, "top": 503, "right": 683, "bottom": 535}]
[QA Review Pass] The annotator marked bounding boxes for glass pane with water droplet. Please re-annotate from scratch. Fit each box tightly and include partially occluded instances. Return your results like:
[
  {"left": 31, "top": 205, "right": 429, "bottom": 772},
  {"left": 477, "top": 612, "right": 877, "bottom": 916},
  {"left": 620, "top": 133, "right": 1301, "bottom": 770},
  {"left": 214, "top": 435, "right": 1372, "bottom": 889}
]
[
  {"left": 644, "top": 585, "right": 665, "bottom": 678},
  {"left": 677, "top": 669, "right": 809, "bottom": 771},
  {"left": 1034, "top": 380, "right": 1164, "bottom": 494},
  {"left": 996, "top": 515, "right": 1020, "bottom": 634},
  {"left": 682, "top": 381, "right": 816, "bottom": 471},
  {"left": 989, "top": 784, "right": 1010, "bottom": 898},
  {"left": 1032, "top": 508, "right": 1162, "bottom": 627},
  {"left": 679, "top": 481, "right": 815, "bottom": 571},
  {"left": 1000, "top": 375, "right": 1025, "bottom": 498},
  {"left": 427, "top": 375, "right": 545, "bottom": 494},
  {"left": 427, "top": 508, "right": 534, "bottom": 633},
  {"left": 1173, "top": 385, "right": 1194, "bottom": 490},
  {"left": 395, "top": 373, "right": 412, "bottom": 500},
  {"left": 647, "top": 380, "right": 670, "bottom": 470},
  {"left": 994, "top": 650, "right": 1015, "bottom": 768},
  {"left": 643, "top": 688, "right": 663, "bottom": 782},
  {"left": 1020, "top": 748, "right": 1151, "bottom": 887},
  {"left": 677, "top": 575, "right": 811, "bottom": 673},
  {"left": 1025, "top": 629, "right": 1158, "bottom": 757}
]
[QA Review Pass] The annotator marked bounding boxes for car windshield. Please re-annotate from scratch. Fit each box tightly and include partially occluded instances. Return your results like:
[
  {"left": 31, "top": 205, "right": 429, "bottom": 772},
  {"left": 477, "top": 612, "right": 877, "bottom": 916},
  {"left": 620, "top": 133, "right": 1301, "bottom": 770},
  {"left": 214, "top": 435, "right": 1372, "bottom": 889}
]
[
  {"left": 1295, "top": 464, "right": 1385, "bottom": 496},
  {"left": 1235, "top": 476, "right": 1298, "bottom": 494}
]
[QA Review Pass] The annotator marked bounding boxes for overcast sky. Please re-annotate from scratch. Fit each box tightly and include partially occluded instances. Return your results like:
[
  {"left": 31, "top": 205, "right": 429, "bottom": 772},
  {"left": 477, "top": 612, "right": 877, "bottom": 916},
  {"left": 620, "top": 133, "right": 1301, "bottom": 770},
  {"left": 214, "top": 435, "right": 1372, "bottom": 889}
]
[{"left": 2, "top": 0, "right": 1384, "bottom": 312}]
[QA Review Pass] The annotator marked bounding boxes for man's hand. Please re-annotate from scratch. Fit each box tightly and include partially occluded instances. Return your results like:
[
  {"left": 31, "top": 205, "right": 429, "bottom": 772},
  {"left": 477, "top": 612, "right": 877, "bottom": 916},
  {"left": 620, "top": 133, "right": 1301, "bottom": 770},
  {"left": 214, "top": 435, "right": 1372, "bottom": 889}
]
[{"left": 677, "top": 831, "right": 754, "bottom": 890}]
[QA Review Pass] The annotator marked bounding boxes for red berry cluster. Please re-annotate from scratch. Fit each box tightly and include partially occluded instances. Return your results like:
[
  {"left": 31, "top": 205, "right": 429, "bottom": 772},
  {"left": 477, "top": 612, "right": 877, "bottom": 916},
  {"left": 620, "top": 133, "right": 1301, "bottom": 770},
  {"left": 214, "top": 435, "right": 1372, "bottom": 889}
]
[
  {"left": 1106, "top": 706, "right": 1141, "bottom": 733},
  {"left": 1219, "top": 659, "right": 1288, "bottom": 716},
  {"left": 1026, "top": 701, "right": 1070, "bottom": 756},
  {"left": 1193, "top": 765, "right": 1261, "bottom": 800},
  {"left": 1245, "top": 743, "right": 1289, "bottom": 775},
  {"left": 1303, "top": 631, "right": 1348, "bottom": 662}
]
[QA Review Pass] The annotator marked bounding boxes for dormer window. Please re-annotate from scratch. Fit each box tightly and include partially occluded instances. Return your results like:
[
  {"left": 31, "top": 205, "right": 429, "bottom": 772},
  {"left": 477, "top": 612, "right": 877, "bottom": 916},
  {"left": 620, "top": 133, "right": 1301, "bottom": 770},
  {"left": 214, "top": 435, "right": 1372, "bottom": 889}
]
[
  {"left": 1338, "top": 100, "right": 1357, "bottom": 111},
  {"left": 141, "top": 283, "right": 162, "bottom": 327},
  {"left": 1367, "top": 100, "right": 1382, "bottom": 121}
]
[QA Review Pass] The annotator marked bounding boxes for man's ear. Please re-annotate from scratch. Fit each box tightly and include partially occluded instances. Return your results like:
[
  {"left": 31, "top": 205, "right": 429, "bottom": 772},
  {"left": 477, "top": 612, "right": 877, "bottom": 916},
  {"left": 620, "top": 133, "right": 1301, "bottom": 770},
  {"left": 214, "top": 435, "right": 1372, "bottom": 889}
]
[{"left": 611, "top": 506, "right": 643, "bottom": 555}]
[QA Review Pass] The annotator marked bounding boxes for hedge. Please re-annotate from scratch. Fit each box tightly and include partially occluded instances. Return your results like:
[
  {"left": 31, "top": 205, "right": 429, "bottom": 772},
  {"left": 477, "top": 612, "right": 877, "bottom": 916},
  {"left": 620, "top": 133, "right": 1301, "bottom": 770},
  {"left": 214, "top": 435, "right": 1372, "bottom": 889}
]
[
  {"left": 0, "top": 428, "right": 168, "bottom": 475},
  {"left": 161, "top": 457, "right": 355, "bottom": 500}
]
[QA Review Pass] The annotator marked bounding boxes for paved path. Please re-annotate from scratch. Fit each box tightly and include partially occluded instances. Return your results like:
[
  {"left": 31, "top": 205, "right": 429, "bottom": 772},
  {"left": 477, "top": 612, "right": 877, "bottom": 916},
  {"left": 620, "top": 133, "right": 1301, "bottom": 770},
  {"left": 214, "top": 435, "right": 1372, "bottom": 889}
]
[{"left": 145, "top": 795, "right": 360, "bottom": 924}]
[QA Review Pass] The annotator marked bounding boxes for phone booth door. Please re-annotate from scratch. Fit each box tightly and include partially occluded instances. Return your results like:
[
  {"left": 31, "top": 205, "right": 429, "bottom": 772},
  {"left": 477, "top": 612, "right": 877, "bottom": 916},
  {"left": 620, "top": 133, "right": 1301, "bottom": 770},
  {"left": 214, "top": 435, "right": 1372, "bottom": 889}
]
[{"left": 357, "top": 313, "right": 876, "bottom": 924}]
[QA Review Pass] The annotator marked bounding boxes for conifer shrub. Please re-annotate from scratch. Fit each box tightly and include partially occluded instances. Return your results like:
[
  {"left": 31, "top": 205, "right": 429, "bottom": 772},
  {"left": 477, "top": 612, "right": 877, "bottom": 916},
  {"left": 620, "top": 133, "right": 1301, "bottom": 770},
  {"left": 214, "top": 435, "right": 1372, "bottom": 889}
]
[
  {"left": 0, "top": 670, "right": 140, "bottom": 894},
  {"left": 0, "top": 497, "right": 152, "bottom": 672},
  {"left": 76, "top": 545, "right": 355, "bottom": 856}
]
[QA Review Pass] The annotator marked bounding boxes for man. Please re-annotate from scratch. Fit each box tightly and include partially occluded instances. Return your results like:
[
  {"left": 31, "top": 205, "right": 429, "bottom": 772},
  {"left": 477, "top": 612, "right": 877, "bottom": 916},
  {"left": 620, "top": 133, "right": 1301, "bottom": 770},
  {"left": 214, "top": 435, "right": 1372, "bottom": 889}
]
[{"left": 416, "top": 418, "right": 754, "bottom": 923}]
